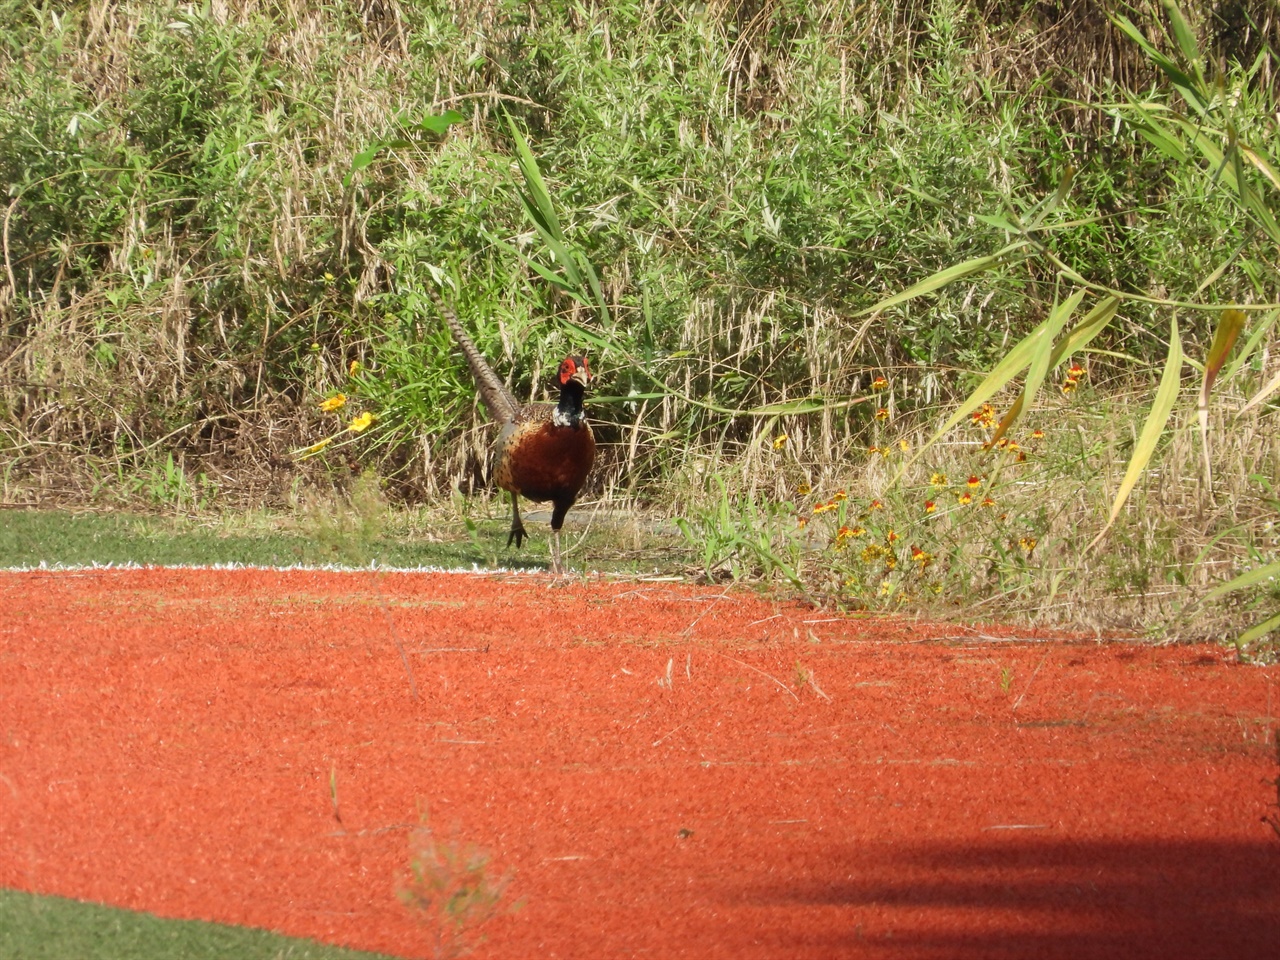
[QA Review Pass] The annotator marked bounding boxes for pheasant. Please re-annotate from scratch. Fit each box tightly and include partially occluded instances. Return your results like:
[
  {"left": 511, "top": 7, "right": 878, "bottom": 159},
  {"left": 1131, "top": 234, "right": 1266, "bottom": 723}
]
[{"left": 437, "top": 297, "right": 596, "bottom": 574}]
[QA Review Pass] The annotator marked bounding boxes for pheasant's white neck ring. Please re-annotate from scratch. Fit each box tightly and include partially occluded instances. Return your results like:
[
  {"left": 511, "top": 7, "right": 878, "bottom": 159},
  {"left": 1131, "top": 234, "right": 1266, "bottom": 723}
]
[{"left": 553, "top": 380, "right": 587, "bottom": 428}]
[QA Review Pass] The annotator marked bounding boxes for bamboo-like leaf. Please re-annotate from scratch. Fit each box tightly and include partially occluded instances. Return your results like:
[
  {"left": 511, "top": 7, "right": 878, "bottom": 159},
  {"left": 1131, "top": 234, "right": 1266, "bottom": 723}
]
[
  {"left": 1225, "top": 308, "right": 1278, "bottom": 383},
  {"left": 1026, "top": 166, "right": 1075, "bottom": 230},
  {"left": 1202, "top": 559, "right": 1280, "bottom": 601},
  {"left": 990, "top": 288, "right": 1086, "bottom": 445},
  {"left": 1237, "top": 366, "right": 1280, "bottom": 417},
  {"left": 1237, "top": 611, "right": 1280, "bottom": 646},
  {"left": 1240, "top": 145, "right": 1280, "bottom": 192},
  {"left": 1197, "top": 308, "right": 1245, "bottom": 487},
  {"left": 891, "top": 313, "right": 1057, "bottom": 482},
  {"left": 1112, "top": 13, "right": 1206, "bottom": 112},
  {"left": 852, "top": 241, "right": 1027, "bottom": 318},
  {"left": 1163, "top": 0, "right": 1203, "bottom": 76},
  {"left": 1088, "top": 316, "right": 1184, "bottom": 551}
]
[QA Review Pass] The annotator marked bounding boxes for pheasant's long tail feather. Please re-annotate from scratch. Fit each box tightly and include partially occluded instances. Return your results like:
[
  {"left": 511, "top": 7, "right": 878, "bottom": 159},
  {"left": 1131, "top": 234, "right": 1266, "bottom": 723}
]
[{"left": 431, "top": 290, "right": 521, "bottom": 424}]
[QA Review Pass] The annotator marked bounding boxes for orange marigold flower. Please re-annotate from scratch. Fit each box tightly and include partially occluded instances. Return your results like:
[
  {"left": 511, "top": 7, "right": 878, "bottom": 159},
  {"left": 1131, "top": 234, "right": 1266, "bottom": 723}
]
[
  {"left": 883, "top": 556, "right": 898, "bottom": 572},
  {"left": 797, "top": 516, "right": 808, "bottom": 529},
  {"left": 957, "top": 491, "right": 973, "bottom": 506},
  {"left": 867, "top": 445, "right": 882, "bottom": 456},
  {"left": 980, "top": 495, "right": 996, "bottom": 508},
  {"left": 1031, "top": 428, "right": 1045, "bottom": 440},
  {"left": 1018, "top": 536, "right": 1037, "bottom": 554},
  {"left": 875, "top": 407, "right": 889, "bottom": 420},
  {"left": 885, "top": 529, "right": 899, "bottom": 544},
  {"left": 910, "top": 545, "right": 933, "bottom": 569},
  {"left": 835, "top": 525, "right": 854, "bottom": 541},
  {"left": 970, "top": 402, "right": 997, "bottom": 429},
  {"left": 814, "top": 501, "right": 838, "bottom": 514},
  {"left": 797, "top": 483, "right": 812, "bottom": 496},
  {"left": 319, "top": 393, "right": 347, "bottom": 413},
  {"left": 1068, "top": 363, "right": 1085, "bottom": 380},
  {"left": 924, "top": 500, "right": 937, "bottom": 514},
  {"left": 869, "top": 499, "right": 884, "bottom": 511},
  {"left": 967, "top": 475, "right": 981, "bottom": 489},
  {"left": 1062, "top": 378, "right": 1078, "bottom": 393},
  {"left": 871, "top": 376, "right": 888, "bottom": 391},
  {"left": 1016, "top": 451, "right": 1028, "bottom": 463},
  {"left": 832, "top": 490, "right": 847, "bottom": 502}
]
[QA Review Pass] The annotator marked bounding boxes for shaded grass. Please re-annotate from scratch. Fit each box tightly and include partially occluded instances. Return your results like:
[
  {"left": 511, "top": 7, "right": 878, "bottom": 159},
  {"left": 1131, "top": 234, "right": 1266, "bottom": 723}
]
[
  {"left": 0, "top": 888, "right": 395, "bottom": 960},
  {"left": 0, "top": 506, "right": 688, "bottom": 576}
]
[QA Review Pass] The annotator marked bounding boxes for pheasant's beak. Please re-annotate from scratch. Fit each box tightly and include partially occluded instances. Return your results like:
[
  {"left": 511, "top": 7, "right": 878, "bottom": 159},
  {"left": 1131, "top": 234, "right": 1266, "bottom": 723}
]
[{"left": 570, "top": 365, "right": 592, "bottom": 388}]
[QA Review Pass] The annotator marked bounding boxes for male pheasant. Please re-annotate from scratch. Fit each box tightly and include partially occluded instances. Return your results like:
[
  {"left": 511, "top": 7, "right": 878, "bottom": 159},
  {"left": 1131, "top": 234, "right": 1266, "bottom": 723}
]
[{"left": 437, "top": 298, "right": 595, "bottom": 574}]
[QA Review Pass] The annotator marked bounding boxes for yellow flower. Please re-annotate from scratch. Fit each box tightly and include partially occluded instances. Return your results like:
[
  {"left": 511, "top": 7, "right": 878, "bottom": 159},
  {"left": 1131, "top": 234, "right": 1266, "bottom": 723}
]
[
  {"left": 1031, "top": 429, "right": 1044, "bottom": 440},
  {"left": 870, "top": 376, "right": 888, "bottom": 391},
  {"left": 885, "top": 529, "right": 899, "bottom": 544},
  {"left": 1018, "top": 536, "right": 1037, "bottom": 554},
  {"left": 898, "top": 438, "right": 910, "bottom": 452},
  {"left": 1062, "top": 378, "right": 1078, "bottom": 394},
  {"left": 957, "top": 491, "right": 973, "bottom": 506},
  {"left": 797, "top": 483, "right": 812, "bottom": 496},
  {"left": 867, "top": 445, "right": 882, "bottom": 456},
  {"left": 349, "top": 360, "right": 360, "bottom": 376},
  {"left": 323, "top": 272, "right": 336, "bottom": 283},
  {"left": 883, "top": 555, "right": 897, "bottom": 572},
  {"left": 875, "top": 407, "right": 889, "bottom": 421},
  {"left": 303, "top": 437, "right": 334, "bottom": 454},
  {"left": 911, "top": 545, "right": 933, "bottom": 569},
  {"left": 1068, "top": 362, "right": 1085, "bottom": 380},
  {"left": 869, "top": 499, "right": 884, "bottom": 511},
  {"left": 930, "top": 472, "right": 948, "bottom": 488},
  {"left": 773, "top": 434, "right": 788, "bottom": 449},
  {"left": 348, "top": 411, "right": 375, "bottom": 432},
  {"left": 967, "top": 475, "right": 981, "bottom": 490},
  {"left": 813, "top": 501, "right": 838, "bottom": 515},
  {"left": 878, "top": 580, "right": 894, "bottom": 596},
  {"left": 980, "top": 495, "right": 996, "bottom": 508},
  {"left": 797, "top": 516, "right": 808, "bottom": 529},
  {"left": 319, "top": 393, "right": 347, "bottom": 413},
  {"left": 832, "top": 490, "right": 847, "bottom": 502},
  {"left": 970, "top": 403, "right": 997, "bottom": 429},
  {"left": 924, "top": 500, "right": 937, "bottom": 514}
]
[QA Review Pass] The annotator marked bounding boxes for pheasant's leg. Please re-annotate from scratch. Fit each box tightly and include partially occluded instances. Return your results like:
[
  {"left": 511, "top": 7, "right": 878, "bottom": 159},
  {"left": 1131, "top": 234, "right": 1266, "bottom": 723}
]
[
  {"left": 550, "top": 529, "right": 563, "bottom": 576},
  {"left": 507, "top": 493, "right": 527, "bottom": 548}
]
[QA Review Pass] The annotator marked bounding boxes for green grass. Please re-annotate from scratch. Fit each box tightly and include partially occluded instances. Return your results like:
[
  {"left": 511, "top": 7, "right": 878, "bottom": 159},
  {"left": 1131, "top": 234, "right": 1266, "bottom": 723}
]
[
  {"left": 0, "top": 888, "right": 396, "bottom": 960},
  {"left": 0, "top": 506, "right": 688, "bottom": 576}
]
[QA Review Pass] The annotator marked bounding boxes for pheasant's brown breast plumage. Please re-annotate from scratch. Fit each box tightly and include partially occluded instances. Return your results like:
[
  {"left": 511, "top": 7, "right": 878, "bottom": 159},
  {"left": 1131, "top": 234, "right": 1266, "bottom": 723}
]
[{"left": 494, "top": 410, "right": 595, "bottom": 506}]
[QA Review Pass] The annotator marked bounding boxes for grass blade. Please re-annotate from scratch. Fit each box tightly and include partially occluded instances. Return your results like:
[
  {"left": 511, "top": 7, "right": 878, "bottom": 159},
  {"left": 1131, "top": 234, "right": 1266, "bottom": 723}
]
[
  {"left": 852, "top": 241, "right": 1027, "bottom": 318},
  {"left": 1197, "top": 308, "right": 1245, "bottom": 486},
  {"left": 1088, "top": 316, "right": 1184, "bottom": 551}
]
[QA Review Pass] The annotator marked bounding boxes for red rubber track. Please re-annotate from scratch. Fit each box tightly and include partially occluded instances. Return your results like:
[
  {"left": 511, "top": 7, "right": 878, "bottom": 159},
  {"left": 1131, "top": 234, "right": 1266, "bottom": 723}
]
[{"left": 1, "top": 568, "right": 1277, "bottom": 958}]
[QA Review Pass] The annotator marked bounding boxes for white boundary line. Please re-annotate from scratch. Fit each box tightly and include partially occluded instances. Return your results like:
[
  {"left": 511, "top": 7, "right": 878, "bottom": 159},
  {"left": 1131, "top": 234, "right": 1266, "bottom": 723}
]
[{"left": 0, "top": 561, "right": 545, "bottom": 575}]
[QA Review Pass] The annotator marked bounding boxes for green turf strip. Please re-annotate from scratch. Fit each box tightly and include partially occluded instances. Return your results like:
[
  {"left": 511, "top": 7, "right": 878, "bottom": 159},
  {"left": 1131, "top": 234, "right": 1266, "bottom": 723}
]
[
  {"left": 0, "top": 888, "right": 398, "bottom": 960},
  {"left": 0, "top": 508, "right": 681, "bottom": 574},
  {"left": 0, "top": 508, "right": 526, "bottom": 570}
]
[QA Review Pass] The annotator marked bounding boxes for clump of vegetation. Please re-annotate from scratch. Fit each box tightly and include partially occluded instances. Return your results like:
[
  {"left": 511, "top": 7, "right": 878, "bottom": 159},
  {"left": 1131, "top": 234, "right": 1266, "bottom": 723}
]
[
  {"left": 399, "top": 820, "right": 516, "bottom": 960},
  {"left": 1, "top": 1, "right": 1277, "bottom": 651}
]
